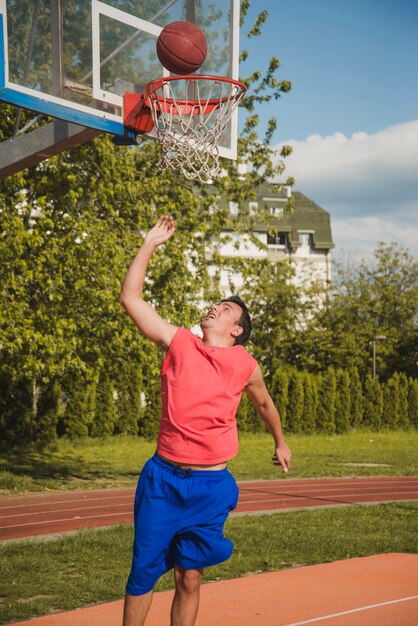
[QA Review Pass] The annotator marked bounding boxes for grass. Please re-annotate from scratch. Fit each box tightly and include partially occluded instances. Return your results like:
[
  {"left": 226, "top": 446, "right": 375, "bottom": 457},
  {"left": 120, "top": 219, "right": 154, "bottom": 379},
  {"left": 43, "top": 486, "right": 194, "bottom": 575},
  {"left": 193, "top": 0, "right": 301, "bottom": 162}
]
[
  {"left": 1, "top": 429, "right": 417, "bottom": 495},
  {"left": 1, "top": 501, "right": 417, "bottom": 624}
]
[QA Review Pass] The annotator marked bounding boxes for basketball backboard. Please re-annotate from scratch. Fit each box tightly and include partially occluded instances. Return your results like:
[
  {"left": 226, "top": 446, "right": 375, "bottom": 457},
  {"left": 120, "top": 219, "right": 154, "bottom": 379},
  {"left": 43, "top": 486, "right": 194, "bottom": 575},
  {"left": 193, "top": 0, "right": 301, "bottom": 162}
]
[{"left": 0, "top": 0, "right": 240, "bottom": 159}]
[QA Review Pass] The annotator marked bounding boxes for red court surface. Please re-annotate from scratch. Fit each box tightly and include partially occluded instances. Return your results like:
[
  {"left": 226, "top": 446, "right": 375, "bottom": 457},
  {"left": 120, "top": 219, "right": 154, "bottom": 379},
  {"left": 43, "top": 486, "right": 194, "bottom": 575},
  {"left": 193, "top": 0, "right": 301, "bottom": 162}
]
[
  {"left": 1, "top": 476, "right": 417, "bottom": 540},
  {"left": 9, "top": 553, "right": 418, "bottom": 626}
]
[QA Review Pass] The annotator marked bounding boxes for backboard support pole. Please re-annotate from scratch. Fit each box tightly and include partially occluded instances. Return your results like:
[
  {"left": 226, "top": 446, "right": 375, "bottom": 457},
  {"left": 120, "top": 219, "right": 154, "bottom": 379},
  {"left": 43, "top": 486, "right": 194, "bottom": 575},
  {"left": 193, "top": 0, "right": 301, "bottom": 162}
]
[
  {"left": 50, "top": 0, "right": 64, "bottom": 98},
  {"left": 0, "top": 121, "right": 100, "bottom": 179}
]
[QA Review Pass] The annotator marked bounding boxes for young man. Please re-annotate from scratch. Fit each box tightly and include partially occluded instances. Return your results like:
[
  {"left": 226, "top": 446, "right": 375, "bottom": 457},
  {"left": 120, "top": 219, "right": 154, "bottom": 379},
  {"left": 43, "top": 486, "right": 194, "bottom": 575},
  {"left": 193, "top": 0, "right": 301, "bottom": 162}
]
[{"left": 119, "top": 215, "right": 292, "bottom": 626}]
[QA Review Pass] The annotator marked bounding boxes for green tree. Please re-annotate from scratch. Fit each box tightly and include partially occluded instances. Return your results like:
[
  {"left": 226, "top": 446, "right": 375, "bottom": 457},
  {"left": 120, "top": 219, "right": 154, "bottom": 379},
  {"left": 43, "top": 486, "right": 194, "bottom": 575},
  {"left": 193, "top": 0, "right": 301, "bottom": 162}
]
[
  {"left": 62, "top": 371, "right": 89, "bottom": 439},
  {"left": 91, "top": 371, "right": 115, "bottom": 437},
  {"left": 0, "top": 375, "right": 33, "bottom": 447},
  {"left": 35, "top": 379, "right": 61, "bottom": 444},
  {"left": 271, "top": 367, "right": 289, "bottom": 430},
  {"left": 115, "top": 363, "right": 142, "bottom": 435},
  {"left": 287, "top": 369, "right": 304, "bottom": 433},
  {"left": 397, "top": 372, "right": 410, "bottom": 429},
  {"left": 236, "top": 392, "right": 260, "bottom": 433},
  {"left": 364, "top": 375, "right": 383, "bottom": 431},
  {"left": 349, "top": 367, "right": 363, "bottom": 429},
  {"left": 383, "top": 375, "right": 399, "bottom": 429},
  {"left": 316, "top": 367, "right": 336, "bottom": 434},
  {"left": 335, "top": 369, "right": 351, "bottom": 434},
  {"left": 1, "top": 4, "right": 294, "bottom": 444},
  {"left": 408, "top": 378, "right": 418, "bottom": 428},
  {"left": 298, "top": 244, "right": 418, "bottom": 379},
  {"left": 301, "top": 372, "right": 316, "bottom": 434}
]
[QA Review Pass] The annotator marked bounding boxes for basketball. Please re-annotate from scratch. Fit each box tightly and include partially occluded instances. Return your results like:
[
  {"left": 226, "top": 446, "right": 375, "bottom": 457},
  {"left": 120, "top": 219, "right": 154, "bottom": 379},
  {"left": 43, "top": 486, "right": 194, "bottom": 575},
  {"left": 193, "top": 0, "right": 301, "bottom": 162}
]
[{"left": 156, "top": 21, "right": 208, "bottom": 75}]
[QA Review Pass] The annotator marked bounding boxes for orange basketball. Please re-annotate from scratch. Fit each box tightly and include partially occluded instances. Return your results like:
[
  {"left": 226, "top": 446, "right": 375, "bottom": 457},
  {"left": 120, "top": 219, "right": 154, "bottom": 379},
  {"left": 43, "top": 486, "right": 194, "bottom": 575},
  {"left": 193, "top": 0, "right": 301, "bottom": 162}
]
[{"left": 156, "top": 21, "right": 208, "bottom": 75}]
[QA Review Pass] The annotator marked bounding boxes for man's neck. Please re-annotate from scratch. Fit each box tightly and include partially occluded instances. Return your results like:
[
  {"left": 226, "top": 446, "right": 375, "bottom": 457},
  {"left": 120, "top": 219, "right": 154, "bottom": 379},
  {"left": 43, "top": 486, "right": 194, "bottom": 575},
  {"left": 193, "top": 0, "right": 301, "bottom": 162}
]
[{"left": 202, "top": 333, "right": 235, "bottom": 348}]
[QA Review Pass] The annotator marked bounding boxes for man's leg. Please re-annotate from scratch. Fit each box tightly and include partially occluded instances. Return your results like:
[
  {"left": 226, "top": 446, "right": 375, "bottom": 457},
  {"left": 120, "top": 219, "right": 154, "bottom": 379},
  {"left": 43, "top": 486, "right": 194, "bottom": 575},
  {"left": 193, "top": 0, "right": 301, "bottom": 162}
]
[
  {"left": 171, "top": 566, "right": 203, "bottom": 626},
  {"left": 123, "top": 590, "right": 153, "bottom": 626}
]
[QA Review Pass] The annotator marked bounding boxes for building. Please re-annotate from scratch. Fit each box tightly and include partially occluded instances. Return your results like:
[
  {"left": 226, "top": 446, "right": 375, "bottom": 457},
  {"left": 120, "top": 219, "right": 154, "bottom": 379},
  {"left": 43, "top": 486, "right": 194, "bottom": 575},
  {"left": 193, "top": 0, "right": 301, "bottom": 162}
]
[{"left": 208, "top": 184, "right": 334, "bottom": 295}]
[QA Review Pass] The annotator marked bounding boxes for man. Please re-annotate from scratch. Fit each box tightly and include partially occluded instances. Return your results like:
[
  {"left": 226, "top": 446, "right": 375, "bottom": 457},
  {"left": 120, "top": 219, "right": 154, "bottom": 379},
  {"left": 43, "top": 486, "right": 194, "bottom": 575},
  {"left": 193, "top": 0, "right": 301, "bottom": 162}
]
[{"left": 119, "top": 215, "right": 292, "bottom": 626}]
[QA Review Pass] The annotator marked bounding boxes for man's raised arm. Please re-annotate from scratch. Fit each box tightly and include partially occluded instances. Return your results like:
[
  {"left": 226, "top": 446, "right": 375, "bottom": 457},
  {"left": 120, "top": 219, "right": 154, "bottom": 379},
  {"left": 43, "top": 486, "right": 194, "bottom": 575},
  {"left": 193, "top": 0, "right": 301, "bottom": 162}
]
[{"left": 119, "top": 215, "right": 178, "bottom": 351}]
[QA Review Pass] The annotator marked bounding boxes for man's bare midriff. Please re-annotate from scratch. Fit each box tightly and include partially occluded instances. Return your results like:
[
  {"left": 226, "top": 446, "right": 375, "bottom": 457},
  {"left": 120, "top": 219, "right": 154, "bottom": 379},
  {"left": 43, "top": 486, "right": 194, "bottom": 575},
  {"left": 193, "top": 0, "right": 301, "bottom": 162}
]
[{"left": 157, "top": 453, "right": 227, "bottom": 471}]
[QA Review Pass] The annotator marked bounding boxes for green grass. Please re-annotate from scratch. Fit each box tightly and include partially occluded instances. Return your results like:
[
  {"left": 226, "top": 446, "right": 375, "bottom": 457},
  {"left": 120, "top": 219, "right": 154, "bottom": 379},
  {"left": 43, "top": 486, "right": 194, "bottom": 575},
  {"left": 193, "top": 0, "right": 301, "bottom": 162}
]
[
  {"left": 1, "top": 429, "right": 417, "bottom": 495},
  {"left": 1, "top": 501, "right": 417, "bottom": 624}
]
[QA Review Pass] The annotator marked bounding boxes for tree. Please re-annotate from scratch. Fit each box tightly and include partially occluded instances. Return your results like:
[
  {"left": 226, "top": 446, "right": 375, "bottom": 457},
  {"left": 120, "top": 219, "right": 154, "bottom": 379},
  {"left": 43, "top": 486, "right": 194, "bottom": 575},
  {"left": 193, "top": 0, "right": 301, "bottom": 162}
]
[
  {"left": 294, "top": 244, "right": 418, "bottom": 380},
  {"left": 62, "top": 370, "right": 90, "bottom": 439},
  {"left": 397, "top": 372, "right": 410, "bottom": 429},
  {"left": 286, "top": 369, "right": 304, "bottom": 434},
  {"left": 383, "top": 375, "right": 399, "bottom": 429},
  {"left": 335, "top": 369, "right": 351, "bottom": 434},
  {"left": 363, "top": 375, "right": 383, "bottom": 431},
  {"left": 271, "top": 367, "right": 289, "bottom": 430},
  {"left": 349, "top": 367, "right": 363, "bottom": 429},
  {"left": 115, "top": 363, "right": 142, "bottom": 435},
  {"left": 316, "top": 367, "right": 336, "bottom": 434},
  {"left": 408, "top": 378, "right": 418, "bottom": 428},
  {"left": 91, "top": 370, "right": 115, "bottom": 437},
  {"left": 0, "top": 3, "right": 295, "bottom": 444},
  {"left": 301, "top": 372, "right": 316, "bottom": 434}
]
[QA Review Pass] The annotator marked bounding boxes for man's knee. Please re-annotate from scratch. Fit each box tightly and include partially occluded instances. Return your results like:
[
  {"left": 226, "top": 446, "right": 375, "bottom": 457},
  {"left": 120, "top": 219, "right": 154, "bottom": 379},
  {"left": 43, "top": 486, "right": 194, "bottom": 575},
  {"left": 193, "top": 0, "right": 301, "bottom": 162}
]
[{"left": 174, "top": 567, "right": 203, "bottom": 595}]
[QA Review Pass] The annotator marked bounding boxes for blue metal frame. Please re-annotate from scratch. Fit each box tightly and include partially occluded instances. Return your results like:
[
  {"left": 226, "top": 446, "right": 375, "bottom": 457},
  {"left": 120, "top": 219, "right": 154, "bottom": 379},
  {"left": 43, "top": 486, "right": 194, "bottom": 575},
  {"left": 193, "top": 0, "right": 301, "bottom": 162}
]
[
  {"left": 0, "top": 14, "right": 5, "bottom": 91},
  {"left": 0, "top": 87, "right": 126, "bottom": 134}
]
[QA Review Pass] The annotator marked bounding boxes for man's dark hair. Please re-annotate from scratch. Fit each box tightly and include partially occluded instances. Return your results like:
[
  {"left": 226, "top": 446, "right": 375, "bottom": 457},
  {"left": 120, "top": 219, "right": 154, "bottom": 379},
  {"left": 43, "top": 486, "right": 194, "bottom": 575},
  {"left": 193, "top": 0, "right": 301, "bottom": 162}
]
[{"left": 221, "top": 295, "right": 252, "bottom": 346}]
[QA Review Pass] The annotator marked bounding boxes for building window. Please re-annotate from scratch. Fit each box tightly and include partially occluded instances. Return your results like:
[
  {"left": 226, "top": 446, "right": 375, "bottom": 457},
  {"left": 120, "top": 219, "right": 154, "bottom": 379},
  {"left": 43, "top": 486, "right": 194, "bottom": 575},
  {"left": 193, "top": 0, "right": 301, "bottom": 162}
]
[
  {"left": 269, "top": 206, "right": 283, "bottom": 217},
  {"left": 229, "top": 201, "right": 239, "bottom": 215},
  {"left": 249, "top": 201, "right": 258, "bottom": 215},
  {"left": 299, "top": 232, "right": 314, "bottom": 247},
  {"left": 267, "top": 232, "right": 287, "bottom": 246}
]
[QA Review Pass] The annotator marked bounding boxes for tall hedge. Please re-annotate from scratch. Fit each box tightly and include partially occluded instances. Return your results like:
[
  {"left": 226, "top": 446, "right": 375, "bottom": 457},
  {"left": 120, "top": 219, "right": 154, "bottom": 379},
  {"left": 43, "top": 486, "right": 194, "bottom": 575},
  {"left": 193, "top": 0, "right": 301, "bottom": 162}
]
[
  {"left": 287, "top": 370, "right": 304, "bottom": 433},
  {"left": 271, "top": 367, "right": 289, "bottom": 430},
  {"left": 301, "top": 372, "right": 316, "bottom": 434},
  {"left": 349, "top": 367, "right": 363, "bottom": 429},
  {"left": 408, "top": 378, "right": 418, "bottom": 428},
  {"left": 364, "top": 375, "right": 383, "bottom": 430},
  {"left": 91, "top": 371, "right": 115, "bottom": 437},
  {"left": 335, "top": 369, "right": 351, "bottom": 434},
  {"left": 316, "top": 367, "right": 337, "bottom": 434}
]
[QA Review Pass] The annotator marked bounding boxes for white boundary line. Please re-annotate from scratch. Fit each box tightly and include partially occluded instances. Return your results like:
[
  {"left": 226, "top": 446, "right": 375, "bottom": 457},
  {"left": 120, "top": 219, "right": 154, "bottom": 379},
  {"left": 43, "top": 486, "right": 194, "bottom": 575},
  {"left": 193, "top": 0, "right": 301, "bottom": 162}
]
[{"left": 284, "top": 595, "right": 418, "bottom": 625}]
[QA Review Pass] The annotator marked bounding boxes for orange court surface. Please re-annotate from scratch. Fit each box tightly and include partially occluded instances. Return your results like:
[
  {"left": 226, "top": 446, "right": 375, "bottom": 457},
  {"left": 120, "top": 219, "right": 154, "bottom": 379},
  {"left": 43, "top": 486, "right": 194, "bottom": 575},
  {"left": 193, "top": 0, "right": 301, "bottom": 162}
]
[{"left": 9, "top": 553, "right": 418, "bottom": 626}]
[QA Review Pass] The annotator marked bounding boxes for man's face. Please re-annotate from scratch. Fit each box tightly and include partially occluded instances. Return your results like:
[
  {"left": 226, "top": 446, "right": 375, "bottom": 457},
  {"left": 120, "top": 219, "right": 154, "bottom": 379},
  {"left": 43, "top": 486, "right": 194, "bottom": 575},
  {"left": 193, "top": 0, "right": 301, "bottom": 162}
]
[{"left": 200, "top": 301, "right": 243, "bottom": 341}]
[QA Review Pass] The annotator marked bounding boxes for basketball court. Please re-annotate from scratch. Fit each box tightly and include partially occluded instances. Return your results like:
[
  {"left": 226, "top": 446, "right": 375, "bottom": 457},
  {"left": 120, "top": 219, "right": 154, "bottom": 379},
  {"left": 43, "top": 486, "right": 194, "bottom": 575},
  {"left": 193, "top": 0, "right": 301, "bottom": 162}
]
[
  {"left": 2, "top": 4, "right": 417, "bottom": 626},
  {"left": 8, "top": 553, "right": 418, "bottom": 626}
]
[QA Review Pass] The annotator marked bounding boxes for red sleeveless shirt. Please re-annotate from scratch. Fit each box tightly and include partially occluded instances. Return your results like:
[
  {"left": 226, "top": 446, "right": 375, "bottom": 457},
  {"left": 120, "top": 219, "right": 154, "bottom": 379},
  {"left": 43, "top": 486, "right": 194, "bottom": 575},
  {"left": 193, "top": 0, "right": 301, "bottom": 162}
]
[{"left": 156, "top": 327, "right": 257, "bottom": 464}]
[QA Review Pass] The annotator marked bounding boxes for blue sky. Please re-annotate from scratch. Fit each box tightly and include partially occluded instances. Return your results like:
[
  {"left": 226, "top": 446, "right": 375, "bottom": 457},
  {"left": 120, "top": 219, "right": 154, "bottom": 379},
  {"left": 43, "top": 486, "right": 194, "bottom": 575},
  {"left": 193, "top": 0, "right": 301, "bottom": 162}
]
[{"left": 241, "top": 0, "right": 418, "bottom": 260}]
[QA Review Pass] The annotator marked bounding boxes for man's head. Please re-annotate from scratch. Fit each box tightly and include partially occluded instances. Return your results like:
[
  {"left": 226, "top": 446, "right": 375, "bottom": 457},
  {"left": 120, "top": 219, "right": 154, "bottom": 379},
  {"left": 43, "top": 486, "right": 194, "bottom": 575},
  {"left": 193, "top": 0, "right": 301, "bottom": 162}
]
[{"left": 200, "top": 295, "right": 252, "bottom": 346}]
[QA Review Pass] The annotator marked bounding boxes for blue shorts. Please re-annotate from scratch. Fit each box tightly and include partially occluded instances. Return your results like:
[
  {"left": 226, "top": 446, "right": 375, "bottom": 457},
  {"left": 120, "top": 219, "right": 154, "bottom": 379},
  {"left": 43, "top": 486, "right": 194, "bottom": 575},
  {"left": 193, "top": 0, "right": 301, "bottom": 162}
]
[{"left": 126, "top": 453, "right": 239, "bottom": 596}]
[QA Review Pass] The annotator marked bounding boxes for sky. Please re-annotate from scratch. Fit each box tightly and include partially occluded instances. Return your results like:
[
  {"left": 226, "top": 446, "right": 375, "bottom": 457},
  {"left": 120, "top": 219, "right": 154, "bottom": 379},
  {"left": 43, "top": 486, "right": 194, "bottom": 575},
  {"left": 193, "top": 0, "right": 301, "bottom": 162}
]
[{"left": 241, "top": 0, "right": 418, "bottom": 261}]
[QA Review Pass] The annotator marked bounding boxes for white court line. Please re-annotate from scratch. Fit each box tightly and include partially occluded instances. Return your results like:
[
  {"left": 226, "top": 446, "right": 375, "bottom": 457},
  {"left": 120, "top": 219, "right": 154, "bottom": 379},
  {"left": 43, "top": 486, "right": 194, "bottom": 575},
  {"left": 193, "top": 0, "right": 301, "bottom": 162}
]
[
  {"left": 0, "top": 493, "right": 134, "bottom": 511},
  {"left": 0, "top": 511, "right": 131, "bottom": 530},
  {"left": 236, "top": 492, "right": 418, "bottom": 507},
  {"left": 0, "top": 501, "right": 132, "bottom": 521},
  {"left": 284, "top": 595, "right": 418, "bottom": 625}
]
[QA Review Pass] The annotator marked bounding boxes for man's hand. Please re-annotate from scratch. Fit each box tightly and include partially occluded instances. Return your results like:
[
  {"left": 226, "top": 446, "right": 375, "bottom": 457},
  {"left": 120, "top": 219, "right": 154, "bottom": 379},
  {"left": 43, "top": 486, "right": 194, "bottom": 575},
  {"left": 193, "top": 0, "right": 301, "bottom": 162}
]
[
  {"left": 272, "top": 441, "right": 292, "bottom": 473},
  {"left": 144, "top": 215, "right": 175, "bottom": 249}
]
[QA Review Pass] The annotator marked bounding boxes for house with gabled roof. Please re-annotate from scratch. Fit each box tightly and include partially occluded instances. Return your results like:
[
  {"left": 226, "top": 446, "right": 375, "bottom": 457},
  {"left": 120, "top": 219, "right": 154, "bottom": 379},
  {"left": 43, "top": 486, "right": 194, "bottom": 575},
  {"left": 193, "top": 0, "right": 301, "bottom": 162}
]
[{"left": 207, "top": 184, "right": 334, "bottom": 294}]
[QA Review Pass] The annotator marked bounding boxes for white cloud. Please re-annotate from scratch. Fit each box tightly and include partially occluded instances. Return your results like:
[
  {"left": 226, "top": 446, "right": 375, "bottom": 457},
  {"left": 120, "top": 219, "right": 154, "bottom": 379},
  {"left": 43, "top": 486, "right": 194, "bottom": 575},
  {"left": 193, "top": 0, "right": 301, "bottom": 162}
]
[{"left": 273, "top": 120, "right": 418, "bottom": 258}]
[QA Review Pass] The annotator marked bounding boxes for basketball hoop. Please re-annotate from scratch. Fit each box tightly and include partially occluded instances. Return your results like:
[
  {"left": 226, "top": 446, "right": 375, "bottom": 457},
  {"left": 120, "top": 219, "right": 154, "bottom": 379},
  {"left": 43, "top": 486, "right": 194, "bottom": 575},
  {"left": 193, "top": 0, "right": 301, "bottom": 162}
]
[{"left": 124, "top": 76, "right": 247, "bottom": 182}]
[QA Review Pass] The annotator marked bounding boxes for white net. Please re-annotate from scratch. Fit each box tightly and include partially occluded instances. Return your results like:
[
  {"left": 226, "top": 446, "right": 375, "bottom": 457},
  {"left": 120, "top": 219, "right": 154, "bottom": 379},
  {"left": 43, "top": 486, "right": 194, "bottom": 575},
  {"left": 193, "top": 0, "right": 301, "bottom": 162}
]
[{"left": 146, "top": 77, "right": 246, "bottom": 183}]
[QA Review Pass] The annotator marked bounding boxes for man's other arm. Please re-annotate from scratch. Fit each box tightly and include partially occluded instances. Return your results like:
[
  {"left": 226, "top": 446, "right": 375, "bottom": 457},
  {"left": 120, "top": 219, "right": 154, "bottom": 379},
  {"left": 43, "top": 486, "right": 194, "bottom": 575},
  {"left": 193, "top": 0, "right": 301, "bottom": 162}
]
[{"left": 245, "top": 364, "right": 292, "bottom": 473}]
